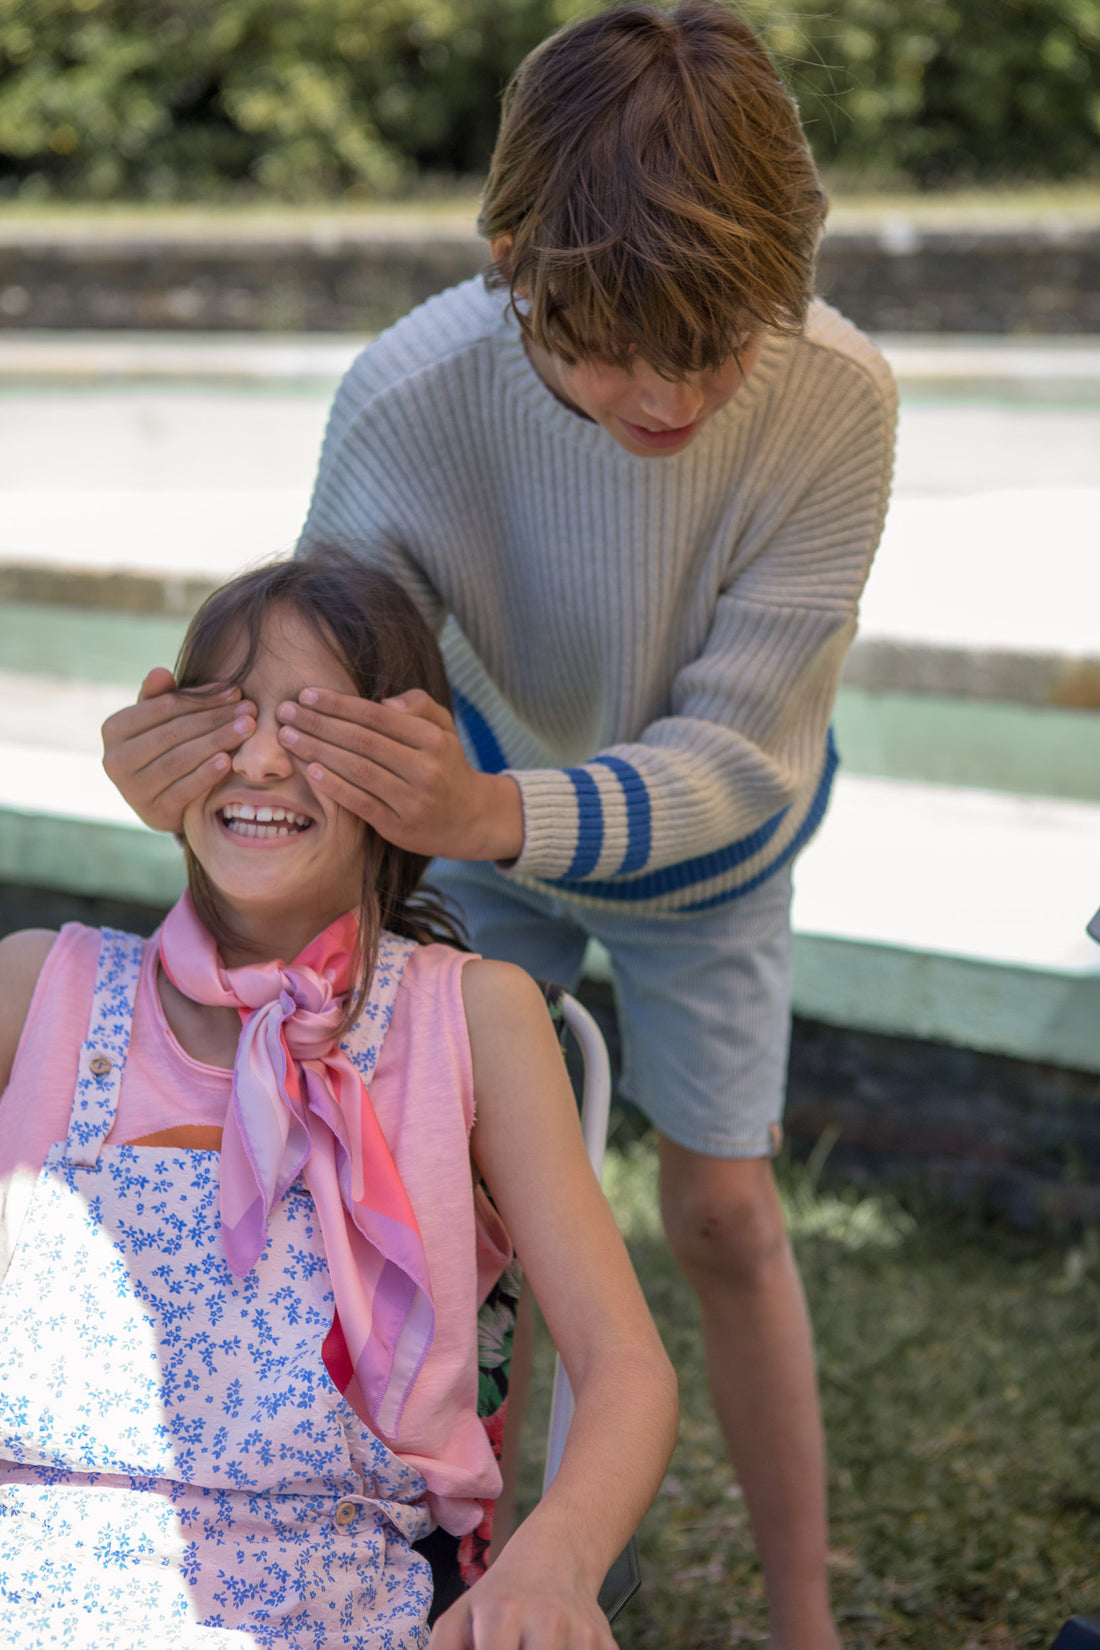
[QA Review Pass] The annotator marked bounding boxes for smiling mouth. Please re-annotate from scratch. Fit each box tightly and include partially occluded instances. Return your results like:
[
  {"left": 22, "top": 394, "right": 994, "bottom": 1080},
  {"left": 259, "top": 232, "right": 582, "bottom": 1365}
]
[{"left": 219, "top": 802, "right": 314, "bottom": 839}]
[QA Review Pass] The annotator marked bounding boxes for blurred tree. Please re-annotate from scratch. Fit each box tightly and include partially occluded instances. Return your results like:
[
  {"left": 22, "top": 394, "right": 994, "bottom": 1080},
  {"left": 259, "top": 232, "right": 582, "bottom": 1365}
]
[
  {"left": 0, "top": 0, "right": 1097, "bottom": 200},
  {"left": 748, "top": 0, "right": 1100, "bottom": 185}
]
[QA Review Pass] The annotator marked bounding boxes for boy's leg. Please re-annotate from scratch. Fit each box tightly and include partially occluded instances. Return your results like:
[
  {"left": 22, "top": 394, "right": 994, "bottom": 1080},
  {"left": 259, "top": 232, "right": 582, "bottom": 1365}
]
[
  {"left": 433, "top": 859, "right": 838, "bottom": 1642},
  {"left": 594, "top": 868, "right": 838, "bottom": 1650},
  {"left": 658, "top": 1140, "right": 837, "bottom": 1650}
]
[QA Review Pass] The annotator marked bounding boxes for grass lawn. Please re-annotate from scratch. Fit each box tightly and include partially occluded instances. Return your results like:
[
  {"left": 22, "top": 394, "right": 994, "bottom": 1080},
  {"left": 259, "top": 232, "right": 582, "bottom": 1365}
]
[{"left": 521, "top": 1138, "right": 1100, "bottom": 1649}]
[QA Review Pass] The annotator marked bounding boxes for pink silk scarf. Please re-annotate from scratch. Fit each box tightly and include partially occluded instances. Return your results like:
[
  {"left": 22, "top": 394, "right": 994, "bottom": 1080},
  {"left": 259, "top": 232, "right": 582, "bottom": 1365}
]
[{"left": 158, "top": 891, "right": 434, "bottom": 1439}]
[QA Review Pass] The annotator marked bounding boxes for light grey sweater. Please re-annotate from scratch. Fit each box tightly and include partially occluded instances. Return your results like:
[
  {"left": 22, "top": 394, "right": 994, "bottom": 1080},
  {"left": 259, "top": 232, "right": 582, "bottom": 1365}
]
[{"left": 301, "top": 277, "right": 896, "bottom": 914}]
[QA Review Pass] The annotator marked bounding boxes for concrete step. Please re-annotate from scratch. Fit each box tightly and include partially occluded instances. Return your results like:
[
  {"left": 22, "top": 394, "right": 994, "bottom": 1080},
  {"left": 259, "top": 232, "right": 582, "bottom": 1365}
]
[
  {"left": 1, "top": 331, "right": 1096, "bottom": 1079},
  {"left": 1, "top": 738, "right": 1096, "bottom": 1073},
  {"left": 2, "top": 334, "right": 1096, "bottom": 711},
  {"left": 3, "top": 330, "right": 1099, "bottom": 387},
  {"left": 789, "top": 775, "right": 1100, "bottom": 1073},
  {"left": 3, "top": 635, "right": 1099, "bottom": 807},
  {"left": 593, "top": 773, "right": 1100, "bottom": 1075},
  {"left": 2, "top": 478, "right": 1096, "bottom": 708},
  {"left": 0, "top": 741, "right": 186, "bottom": 909}
]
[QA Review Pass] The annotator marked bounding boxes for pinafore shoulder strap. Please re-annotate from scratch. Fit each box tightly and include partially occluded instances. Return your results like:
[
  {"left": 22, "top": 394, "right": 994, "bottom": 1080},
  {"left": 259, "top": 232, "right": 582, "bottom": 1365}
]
[
  {"left": 66, "top": 927, "right": 145, "bottom": 1165},
  {"left": 339, "top": 930, "right": 417, "bottom": 1084}
]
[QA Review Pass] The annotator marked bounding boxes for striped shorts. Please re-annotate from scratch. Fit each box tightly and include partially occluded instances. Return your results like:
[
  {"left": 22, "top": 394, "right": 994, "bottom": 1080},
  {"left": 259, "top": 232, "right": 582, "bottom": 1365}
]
[{"left": 428, "top": 858, "right": 793, "bottom": 1159}]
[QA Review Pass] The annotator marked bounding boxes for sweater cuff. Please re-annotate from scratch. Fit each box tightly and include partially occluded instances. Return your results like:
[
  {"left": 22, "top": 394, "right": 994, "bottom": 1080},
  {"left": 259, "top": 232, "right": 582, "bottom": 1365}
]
[{"left": 501, "top": 764, "right": 635, "bottom": 883}]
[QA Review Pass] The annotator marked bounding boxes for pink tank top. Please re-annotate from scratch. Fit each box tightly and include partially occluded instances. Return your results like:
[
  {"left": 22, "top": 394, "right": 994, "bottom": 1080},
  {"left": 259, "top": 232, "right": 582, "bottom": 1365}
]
[{"left": 0, "top": 924, "right": 510, "bottom": 1536}]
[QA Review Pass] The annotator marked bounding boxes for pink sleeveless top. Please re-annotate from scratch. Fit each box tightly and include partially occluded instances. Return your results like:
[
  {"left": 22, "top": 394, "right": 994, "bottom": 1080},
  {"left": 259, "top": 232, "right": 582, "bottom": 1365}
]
[{"left": 0, "top": 924, "right": 510, "bottom": 1536}]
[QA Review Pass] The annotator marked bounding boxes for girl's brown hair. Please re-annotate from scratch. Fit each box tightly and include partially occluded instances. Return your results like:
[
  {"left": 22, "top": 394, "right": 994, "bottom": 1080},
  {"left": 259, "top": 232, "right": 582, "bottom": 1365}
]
[
  {"left": 479, "top": 0, "right": 826, "bottom": 376},
  {"left": 174, "top": 549, "right": 464, "bottom": 1025}
]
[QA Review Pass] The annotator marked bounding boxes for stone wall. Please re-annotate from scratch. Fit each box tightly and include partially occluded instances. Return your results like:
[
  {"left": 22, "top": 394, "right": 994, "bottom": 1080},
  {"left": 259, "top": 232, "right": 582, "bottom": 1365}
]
[
  {"left": 2, "top": 222, "right": 1098, "bottom": 334},
  {"left": 573, "top": 978, "right": 1100, "bottom": 1227}
]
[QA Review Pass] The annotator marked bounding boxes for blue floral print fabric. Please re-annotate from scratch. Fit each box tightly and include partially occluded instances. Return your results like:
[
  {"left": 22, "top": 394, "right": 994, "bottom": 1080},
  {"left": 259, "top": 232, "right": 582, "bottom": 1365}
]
[{"left": 0, "top": 929, "right": 434, "bottom": 1647}]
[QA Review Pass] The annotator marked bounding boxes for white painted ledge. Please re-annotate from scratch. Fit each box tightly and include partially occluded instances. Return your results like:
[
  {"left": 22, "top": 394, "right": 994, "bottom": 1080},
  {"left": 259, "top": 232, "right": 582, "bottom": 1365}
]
[{"left": 2, "top": 743, "right": 1095, "bottom": 1070}]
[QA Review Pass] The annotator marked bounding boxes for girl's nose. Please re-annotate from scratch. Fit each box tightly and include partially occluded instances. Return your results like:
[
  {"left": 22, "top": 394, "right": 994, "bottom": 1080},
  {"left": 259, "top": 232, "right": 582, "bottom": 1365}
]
[{"left": 231, "top": 711, "right": 294, "bottom": 781}]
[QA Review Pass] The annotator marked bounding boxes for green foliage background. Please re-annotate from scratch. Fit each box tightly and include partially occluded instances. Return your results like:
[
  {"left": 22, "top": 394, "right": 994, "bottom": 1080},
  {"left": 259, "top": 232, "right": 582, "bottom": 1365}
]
[{"left": 1, "top": 0, "right": 1098, "bottom": 200}]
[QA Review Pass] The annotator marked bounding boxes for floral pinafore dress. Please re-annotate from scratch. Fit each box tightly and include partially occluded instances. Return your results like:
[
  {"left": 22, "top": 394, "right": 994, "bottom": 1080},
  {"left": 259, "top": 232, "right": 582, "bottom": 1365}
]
[{"left": 0, "top": 928, "right": 435, "bottom": 1648}]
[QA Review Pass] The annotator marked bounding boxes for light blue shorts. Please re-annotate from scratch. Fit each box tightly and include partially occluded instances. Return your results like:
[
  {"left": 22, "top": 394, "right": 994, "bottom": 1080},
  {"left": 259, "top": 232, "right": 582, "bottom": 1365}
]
[{"left": 428, "top": 860, "right": 793, "bottom": 1159}]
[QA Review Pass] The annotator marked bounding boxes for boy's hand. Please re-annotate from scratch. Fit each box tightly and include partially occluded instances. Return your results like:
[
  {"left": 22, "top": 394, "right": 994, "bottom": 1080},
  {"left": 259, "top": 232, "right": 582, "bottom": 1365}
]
[
  {"left": 101, "top": 669, "right": 256, "bottom": 833},
  {"left": 276, "top": 687, "right": 525, "bottom": 863}
]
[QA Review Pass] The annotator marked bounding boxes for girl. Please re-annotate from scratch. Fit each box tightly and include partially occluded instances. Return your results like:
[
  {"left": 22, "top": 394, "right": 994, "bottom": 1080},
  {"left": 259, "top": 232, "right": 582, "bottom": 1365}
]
[{"left": 0, "top": 551, "right": 677, "bottom": 1649}]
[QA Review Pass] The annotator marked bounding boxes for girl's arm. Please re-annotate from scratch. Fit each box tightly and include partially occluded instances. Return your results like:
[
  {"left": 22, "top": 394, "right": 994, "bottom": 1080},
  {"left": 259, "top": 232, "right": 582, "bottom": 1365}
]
[
  {"left": 0, "top": 929, "right": 58, "bottom": 1093},
  {"left": 430, "top": 960, "right": 678, "bottom": 1649}
]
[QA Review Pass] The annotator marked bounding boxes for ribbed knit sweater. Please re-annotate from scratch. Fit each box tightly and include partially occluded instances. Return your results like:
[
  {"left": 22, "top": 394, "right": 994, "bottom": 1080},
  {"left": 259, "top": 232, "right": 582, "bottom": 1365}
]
[{"left": 300, "top": 277, "right": 896, "bottom": 914}]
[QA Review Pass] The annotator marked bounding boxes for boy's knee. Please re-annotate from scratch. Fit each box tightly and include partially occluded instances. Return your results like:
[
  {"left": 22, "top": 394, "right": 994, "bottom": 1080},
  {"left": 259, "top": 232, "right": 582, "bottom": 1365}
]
[{"left": 659, "top": 1146, "right": 788, "bottom": 1289}]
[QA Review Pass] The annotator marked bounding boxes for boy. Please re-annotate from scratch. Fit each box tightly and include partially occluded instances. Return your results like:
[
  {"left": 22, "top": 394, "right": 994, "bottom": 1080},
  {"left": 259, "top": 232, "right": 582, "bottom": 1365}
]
[{"left": 103, "top": 5, "right": 895, "bottom": 1644}]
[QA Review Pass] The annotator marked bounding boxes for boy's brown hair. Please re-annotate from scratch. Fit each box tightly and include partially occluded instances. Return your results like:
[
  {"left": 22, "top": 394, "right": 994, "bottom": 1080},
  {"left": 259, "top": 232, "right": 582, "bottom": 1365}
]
[{"left": 479, "top": 0, "right": 826, "bottom": 377}]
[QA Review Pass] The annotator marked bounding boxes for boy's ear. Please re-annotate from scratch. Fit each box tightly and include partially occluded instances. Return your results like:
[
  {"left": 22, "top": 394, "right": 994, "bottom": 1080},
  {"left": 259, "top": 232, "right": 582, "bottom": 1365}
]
[{"left": 489, "top": 233, "right": 515, "bottom": 279}]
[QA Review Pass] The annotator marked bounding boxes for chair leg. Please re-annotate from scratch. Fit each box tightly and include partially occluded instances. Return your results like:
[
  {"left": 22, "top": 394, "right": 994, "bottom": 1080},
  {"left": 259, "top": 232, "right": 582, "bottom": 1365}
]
[{"left": 598, "top": 1540, "right": 642, "bottom": 1621}]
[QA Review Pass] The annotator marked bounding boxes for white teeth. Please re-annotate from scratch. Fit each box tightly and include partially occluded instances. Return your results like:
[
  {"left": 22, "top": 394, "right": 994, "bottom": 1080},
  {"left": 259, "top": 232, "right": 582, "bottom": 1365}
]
[
  {"left": 221, "top": 802, "right": 312, "bottom": 830},
  {"left": 220, "top": 802, "right": 313, "bottom": 839}
]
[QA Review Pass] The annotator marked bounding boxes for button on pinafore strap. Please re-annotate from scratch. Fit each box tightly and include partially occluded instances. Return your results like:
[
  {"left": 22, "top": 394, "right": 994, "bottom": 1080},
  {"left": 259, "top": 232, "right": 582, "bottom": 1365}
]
[{"left": 68, "top": 928, "right": 144, "bottom": 1165}]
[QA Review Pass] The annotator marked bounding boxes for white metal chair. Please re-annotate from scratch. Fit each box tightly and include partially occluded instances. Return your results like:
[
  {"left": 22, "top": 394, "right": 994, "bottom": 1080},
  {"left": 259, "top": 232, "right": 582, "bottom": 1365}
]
[{"left": 541, "top": 989, "right": 641, "bottom": 1620}]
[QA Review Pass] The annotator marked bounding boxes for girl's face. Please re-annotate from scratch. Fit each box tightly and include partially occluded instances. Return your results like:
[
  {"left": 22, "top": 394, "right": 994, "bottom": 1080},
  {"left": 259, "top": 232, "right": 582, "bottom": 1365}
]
[{"left": 181, "top": 605, "right": 365, "bottom": 951}]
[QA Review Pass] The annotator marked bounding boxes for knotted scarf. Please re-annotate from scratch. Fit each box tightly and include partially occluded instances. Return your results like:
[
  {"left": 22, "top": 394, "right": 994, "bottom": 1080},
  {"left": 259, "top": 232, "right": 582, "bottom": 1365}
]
[{"left": 158, "top": 891, "right": 434, "bottom": 1439}]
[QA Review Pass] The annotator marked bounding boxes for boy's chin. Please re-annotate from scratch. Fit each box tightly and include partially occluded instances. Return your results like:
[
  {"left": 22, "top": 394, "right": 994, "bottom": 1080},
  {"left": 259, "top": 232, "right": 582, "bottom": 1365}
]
[{"left": 613, "top": 418, "right": 704, "bottom": 456}]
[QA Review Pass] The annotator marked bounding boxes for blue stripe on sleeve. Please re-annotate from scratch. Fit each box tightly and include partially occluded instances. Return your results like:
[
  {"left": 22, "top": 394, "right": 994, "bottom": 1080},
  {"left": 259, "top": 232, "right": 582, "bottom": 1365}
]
[
  {"left": 591, "top": 754, "right": 651, "bottom": 874},
  {"left": 681, "top": 729, "right": 839, "bottom": 910},
  {"left": 563, "top": 768, "right": 605, "bottom": 878},
  {"left": 544, "top": 803, "right": 788, "bottom": 900},
  {"left": 546, "top": 728, "right": 839, "bottom": 904},
  {"left": 450, "top": 687, "right": 507, "bottom": 775}
]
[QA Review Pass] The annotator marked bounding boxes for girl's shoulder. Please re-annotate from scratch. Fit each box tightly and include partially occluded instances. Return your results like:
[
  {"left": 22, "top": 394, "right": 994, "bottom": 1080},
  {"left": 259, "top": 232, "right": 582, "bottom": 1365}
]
[
  {"left": 0, "top": 919, "right": 57, "bottom": 996},
  {"left": 458, "top": 955, "right": 547, "bottom": 1028},
  {"left": 0, "top": 922, "right": 150, "bottom": 1095},
  {"left": 397, "top": 943, "right": 543, "bottom": 1033},
  {"left": 364, "top": 941, "right": 549, "bottom": 1100},
  {"left": 0, "top": 925, "right": 57, "bottom": 976},
  {"left": 0, "top": 925, "right": 69, "bottom": 1090},
  {"left": 0, "top": 927, "right": 57, "bottom": 1086},
  {"left": 458, "top": 958, "right": 559, "bottom": 1100},
  {"left": 345, "top": 936, "right": 471, "bottom": 1066}
]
